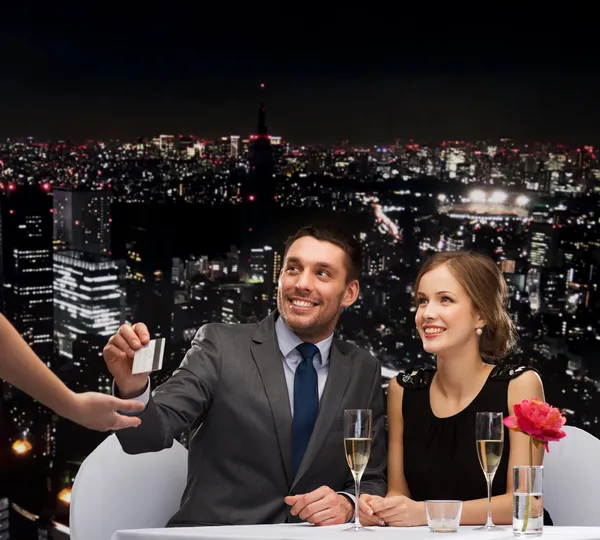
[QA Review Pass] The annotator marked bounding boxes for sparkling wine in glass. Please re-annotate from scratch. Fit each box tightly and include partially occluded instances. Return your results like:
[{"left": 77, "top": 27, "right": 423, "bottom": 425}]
[
  {"left": 344, "top": 409, "right": 372, "bottom": 531},
  {"left": 475, "top": 412, "right": 505, "bottom": 531}
]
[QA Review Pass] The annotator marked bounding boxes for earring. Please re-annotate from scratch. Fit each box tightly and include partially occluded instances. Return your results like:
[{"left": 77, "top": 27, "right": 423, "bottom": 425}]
[{"left": 475, "top": 327, "right": 483, "bottom": 336}]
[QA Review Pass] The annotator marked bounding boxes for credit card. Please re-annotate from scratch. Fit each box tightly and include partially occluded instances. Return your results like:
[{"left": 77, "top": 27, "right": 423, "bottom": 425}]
[{"left": 132, "top": 338, "right": 165, "bottom": 374}]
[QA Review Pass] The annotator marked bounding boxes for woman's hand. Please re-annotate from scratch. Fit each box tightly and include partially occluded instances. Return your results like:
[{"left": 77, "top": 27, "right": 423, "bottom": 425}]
[
  {"left": 357, "top": 494, "right": 386, "bottom": 526},
  {"left": 368, "top": 495, "right": 427, "bottom": 527}
]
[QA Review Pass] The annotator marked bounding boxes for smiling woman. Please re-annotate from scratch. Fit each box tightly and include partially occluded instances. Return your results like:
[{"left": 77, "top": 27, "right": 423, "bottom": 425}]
[
  {"left": 358, "top": 251, "right": 550, "bottom": 529},
  {"left": 413, "top": 251, "right": 517, "bottom": 362}
]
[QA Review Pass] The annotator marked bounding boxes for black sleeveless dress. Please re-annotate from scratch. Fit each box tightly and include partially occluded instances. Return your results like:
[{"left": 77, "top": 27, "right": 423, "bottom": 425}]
[{"left": 397, "top": 363, "right": 553, "bottom": 525}]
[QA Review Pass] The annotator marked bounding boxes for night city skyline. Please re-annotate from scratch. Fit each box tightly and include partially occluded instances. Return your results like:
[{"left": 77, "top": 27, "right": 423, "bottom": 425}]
[
  {"left": 1, "top": 10, "right": 600, "bottom": 538},
  {"left": 2, "top": 105, "right": 600, "bottom": 537}
]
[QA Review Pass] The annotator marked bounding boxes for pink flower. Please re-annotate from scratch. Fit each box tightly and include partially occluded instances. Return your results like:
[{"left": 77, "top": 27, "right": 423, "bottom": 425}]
[{"left": 504, "top": 398, "right": 567, "bottom": 452}]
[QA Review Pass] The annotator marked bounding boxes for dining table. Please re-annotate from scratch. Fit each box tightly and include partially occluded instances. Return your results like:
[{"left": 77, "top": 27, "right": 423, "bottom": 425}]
[{"left": 110, "top": 522, "right": 600, "bottom": 540}]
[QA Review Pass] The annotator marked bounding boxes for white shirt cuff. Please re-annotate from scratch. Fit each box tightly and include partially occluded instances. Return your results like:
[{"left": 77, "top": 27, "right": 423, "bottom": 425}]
[{"left": 112, "top": 378, "right": 151, "bottom": 413}]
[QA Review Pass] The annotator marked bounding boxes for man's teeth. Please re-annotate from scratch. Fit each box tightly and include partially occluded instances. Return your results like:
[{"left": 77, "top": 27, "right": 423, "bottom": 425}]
[
  {"left": 292, "top": 300, "right": 314, "bottom": 308},
  {"left": 424, "top": 328, "right": 445, "bottom": 334}
]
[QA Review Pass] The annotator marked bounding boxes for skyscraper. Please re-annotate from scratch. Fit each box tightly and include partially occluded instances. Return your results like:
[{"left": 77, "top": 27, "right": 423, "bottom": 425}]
[
  {"left": 53, "top": 188, "right": 111, "bottom": 255},
  {"left": 241, "top": 89, "right": 277, "bottom": 277},
  {"left": 248, "top": 244, "right": 282, "bottom": 312},
  {"left": 53, "top": 250, "right": 124, "bottom": 360},
  {"left": 0, "top": 186, "right": 54, "bottom": 366},
  {"left": 246, "top": 100, "right": 275, "bottom": 205}
]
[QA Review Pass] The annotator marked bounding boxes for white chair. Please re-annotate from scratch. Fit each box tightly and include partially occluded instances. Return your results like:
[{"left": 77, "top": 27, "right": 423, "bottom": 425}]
[
  {"left": 69, "top": 433, "right": 188, "bottom": 540},
  {"left": 543, "top": 424, "right": 600, "bottom": 526}
]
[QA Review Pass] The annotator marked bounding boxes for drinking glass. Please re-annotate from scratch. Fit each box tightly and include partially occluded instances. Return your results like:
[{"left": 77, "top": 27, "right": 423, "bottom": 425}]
[
  {"left": 475, "top": 412, "right": 505, "bottom": 531},
  {"left": 425, "top": 500, "right": 463, "bottom": 532},
  {"left": 513, "top": 465, "right": 544, "bottom": 536},
  {"left": 343, "top": 409, "right": 372, "bottom": 531}
]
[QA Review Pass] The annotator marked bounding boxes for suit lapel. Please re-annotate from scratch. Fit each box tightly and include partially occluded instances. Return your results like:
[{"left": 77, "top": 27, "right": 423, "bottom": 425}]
[
  {"left": 292, "top": 339, "right": 353, "bottom": 488},
  {"left": 249, "top": 312, "right": 294, "bottom": 486}
]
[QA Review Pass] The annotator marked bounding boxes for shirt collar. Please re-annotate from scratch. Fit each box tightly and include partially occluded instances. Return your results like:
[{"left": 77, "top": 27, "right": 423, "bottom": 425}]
[{"left": 274, "top": 314, "right": 333, "bottom": 366}]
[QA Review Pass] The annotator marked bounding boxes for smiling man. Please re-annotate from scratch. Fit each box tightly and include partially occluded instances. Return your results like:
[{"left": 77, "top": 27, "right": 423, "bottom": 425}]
[{"left": 105, "top": 224, "right": 387, "bottom": 527}]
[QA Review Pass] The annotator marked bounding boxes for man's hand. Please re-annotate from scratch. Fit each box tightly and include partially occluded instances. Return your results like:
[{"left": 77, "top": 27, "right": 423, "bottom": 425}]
[
  {"left": 65, "top": 392, "right": 145, "bottom": 431},
  {"left": 358, "top": 494, "right": 386, "bottom": 526},
  {"left": 103, "top": 322, "right": 151, "bottom": 398},
  {"left": 284, "top": 486, "right": 353, "bottom": 525},
  {"left": 368, "top": 495, "right": 426, "bottom": 527}
]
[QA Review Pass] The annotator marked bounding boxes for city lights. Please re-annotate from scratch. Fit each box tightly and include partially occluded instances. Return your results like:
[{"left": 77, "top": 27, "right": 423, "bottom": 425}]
[
  {"left": 470, "top": 189, "right": 486, "bottom": 202},
  {"left": 0, "top": 131, "right": 599, "bottom": 537},
  {"left": 57, "top": 487, "right": 72, "bottom": 505},
  {"left": 489, "top": 190, "right": 508, "bottom": 204},
  {"left": 12, "top": 439, "right": 32, "bottom": 455}
]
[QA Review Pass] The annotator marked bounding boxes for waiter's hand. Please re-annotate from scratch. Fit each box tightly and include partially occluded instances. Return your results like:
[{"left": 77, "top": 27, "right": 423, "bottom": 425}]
[
  {"left": 285, "top": 485, "right": 353, "bottom": 525},
  {"left": 66, "top": 391, "right": 145, "bottom": 431}
]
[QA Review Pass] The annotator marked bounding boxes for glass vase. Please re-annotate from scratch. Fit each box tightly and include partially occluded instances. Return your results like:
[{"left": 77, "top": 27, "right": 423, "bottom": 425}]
[{"left": 513, "top": 465, "right": 543, "bottom": 537}]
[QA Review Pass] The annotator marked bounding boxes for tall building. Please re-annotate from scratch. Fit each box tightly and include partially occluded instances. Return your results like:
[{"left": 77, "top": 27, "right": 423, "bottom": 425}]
[
  {"left": 71, "top": 334, "right": 112, "bottom": 393},
  {"left": 0, "top": 187, "right": 56, "bottom": 539},
  {"left": 269, "top": 136, "right": 285, "bottom": 173},
  {"left": 230, "top": 135, "right": 240, "bottom": 159},
  {"left": 248, "top": 246, "right": 273, "bottom": 284},
  {"left": 122, "top": 224, "right": 172, "bottom": 336},
  {"left": 247, "top": 244, "right": 282, "bottom": 314},
  {"left": 540, "top": 268, "right": 567, "bottom": 314},
  {"left": 0, "top": 186, "right": 54, "bottom": 366},
  {"left": 53, "top": 250, "right": 124, "bottom": 360},
  {"left": 241, "top": 90, "right": 277, "bottom": 276},
  {"left": 0, "top": 497, "right": 8, "bottom": 538},
  {"left": 446, "top": 236, "right": 466, "bottom": 252},
  {"left": 246, "top": 100, "right": 275, "bottom": 196},
  {"left": 53, "top": 188, "right": 111, "bottom": 255},
  {"left": 529, "top": 223, "right": 559, "bottom": 268},
  {"left": 500, "top": 259, "right": 516, "bottom": 274}
]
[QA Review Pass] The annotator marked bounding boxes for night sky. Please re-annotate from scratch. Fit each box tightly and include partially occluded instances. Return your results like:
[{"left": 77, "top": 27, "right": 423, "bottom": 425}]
[{"left": 1, "top": 8, "right": 598, "bottom": 145}]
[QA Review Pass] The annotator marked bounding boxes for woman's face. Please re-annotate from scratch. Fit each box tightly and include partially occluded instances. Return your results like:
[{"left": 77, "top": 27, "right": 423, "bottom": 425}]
[{"left": 415, "top": 263, "right": 484, "bottom": 356}]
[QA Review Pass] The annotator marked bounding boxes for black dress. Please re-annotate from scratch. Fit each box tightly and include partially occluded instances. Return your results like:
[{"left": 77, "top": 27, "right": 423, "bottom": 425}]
[{"left": 397, "top": 363, "right": 552, "bottom": 525}]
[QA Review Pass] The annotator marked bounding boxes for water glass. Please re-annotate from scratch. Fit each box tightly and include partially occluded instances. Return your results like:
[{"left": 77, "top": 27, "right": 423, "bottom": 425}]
[
  {"left": 513, "top": 465, "right": 543, "bottom": 537},
  {"left": 425, "top": 500, "right": 463, "bottom": 533}
]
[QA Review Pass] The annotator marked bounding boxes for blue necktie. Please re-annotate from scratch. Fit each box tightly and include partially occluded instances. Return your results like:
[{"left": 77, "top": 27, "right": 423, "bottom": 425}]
[{"left": 292, "top": 342, "right": 320, "bottom": 478}]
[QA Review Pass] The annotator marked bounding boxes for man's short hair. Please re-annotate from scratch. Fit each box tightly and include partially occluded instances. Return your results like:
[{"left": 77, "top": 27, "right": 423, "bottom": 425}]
[{"left": 283, "top": 224, "right": 363, "bottom": 282}]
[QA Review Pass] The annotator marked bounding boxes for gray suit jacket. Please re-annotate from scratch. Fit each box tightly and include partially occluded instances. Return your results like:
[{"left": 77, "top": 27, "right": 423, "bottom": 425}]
[{"left": 116, "top": 310, "right": 387, "bottom": 526}]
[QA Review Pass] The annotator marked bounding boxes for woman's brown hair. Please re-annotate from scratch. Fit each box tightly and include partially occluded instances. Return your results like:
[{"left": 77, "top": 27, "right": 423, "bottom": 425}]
[{"left": 413, "top": 251, "right": 517, "bottom": 361}]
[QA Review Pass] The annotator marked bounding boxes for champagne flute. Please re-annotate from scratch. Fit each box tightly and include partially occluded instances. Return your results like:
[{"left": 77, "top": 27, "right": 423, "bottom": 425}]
[
  {"left": 475, "top": 412, "right": 505, "bottom": 531},
  {"left": 343, "top": 409, "right": 372, "bottom": 531}
]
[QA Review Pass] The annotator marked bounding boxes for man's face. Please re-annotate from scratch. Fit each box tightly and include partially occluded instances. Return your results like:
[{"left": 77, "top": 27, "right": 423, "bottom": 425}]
[{"left": 277, "top": 236, "right": 359, "bottom": 343}]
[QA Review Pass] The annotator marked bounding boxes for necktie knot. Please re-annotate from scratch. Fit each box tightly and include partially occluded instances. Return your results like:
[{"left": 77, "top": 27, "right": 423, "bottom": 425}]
[{"left": 296, "top": 342, "right": 320, "bottom": 363}]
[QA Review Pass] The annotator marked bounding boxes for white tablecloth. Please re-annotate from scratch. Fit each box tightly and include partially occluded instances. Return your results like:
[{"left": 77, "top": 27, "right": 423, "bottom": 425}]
[{"left": 110, "top": 523, "right": 600, "bottom": 540}]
